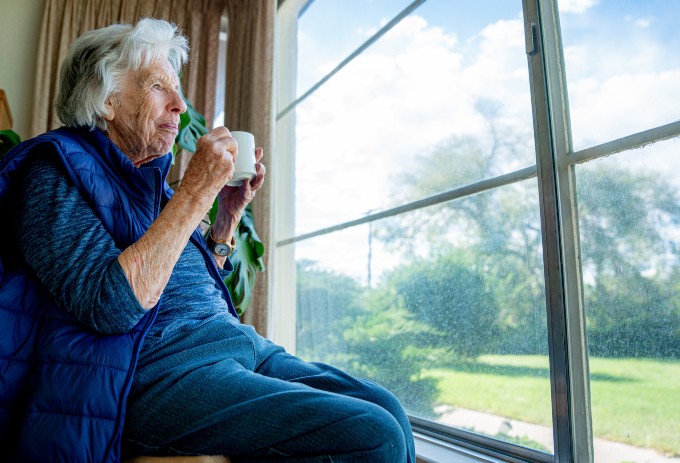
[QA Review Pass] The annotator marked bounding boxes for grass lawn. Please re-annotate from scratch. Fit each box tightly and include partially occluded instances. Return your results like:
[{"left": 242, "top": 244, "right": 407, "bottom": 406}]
[{"left": 425, "top": 355, "right": 680, "bottom": 457}]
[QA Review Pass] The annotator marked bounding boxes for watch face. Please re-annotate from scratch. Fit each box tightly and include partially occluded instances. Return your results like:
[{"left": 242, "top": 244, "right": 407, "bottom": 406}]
[{"left": 213, "top": 242, "right": 231, "bottom": 256}]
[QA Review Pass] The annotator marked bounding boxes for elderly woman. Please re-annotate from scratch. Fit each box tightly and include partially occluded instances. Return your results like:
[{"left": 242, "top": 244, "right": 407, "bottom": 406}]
[{"left": 0, "top": 18, "right": 414, "bottom": 463}]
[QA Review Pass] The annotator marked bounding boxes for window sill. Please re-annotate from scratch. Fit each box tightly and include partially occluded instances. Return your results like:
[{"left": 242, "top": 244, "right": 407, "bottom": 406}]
[{"left": 415, "top": 432, "right": 518, "bottom": 463}]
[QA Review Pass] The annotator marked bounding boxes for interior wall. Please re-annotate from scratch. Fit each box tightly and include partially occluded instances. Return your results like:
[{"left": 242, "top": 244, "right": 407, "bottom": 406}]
[{"left": 0, "top": 0, "right": 46, "bottom": 140}]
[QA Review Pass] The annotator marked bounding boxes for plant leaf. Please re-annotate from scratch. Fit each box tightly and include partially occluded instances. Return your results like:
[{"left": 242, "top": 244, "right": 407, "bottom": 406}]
[
  {"left": 223, "top": 205, "right": 266, "bottom": 315},
  {"left": 0, "top": 129, "right": 21, "bottom": 160}
]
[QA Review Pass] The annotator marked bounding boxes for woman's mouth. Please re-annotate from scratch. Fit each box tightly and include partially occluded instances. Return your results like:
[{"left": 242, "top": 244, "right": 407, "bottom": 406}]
[{"left": 159, "top": 122, "right": 179, "bottom": 134}]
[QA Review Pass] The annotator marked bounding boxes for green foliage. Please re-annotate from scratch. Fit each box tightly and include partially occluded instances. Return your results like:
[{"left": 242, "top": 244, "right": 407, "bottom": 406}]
[
  {"left": 375, "top": 122, "right": 549, "bottom": 357},
  {"left": 586, "top": 272, "right": 680, "bottom": 358},
  {"left": 577, "top": 164, "right": 680, "bottom": 358},
  {"left": 577, "top": 165, "right": 680, "bottom": 278},
  {"left": 343, "top": 286, "right": 439, "bottom": 417},
  {"left": 296, "top": 259, "right": 363, "bottom": 357},
  {"left": 222, "top": 205, "right": 265, "bottom": 316},
  {"left": 295, "top": 260, "right": 439, "bottom": 417},
  {"left": 0, "top": 129, "right": 21, "bottom": 159},
  {"left": 385, "top": 252, "right": 500, "bottom": 360}
]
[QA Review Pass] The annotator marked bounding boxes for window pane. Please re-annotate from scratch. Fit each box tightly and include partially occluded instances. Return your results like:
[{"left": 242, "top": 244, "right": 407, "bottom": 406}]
[
  {"left": 295, "top": 0, "right": 536, "bottom": 236},
  {"left": 297, "top": 0, "right": 414, "bottom": 97},
  {"left": 575, "top": 139, "right": 680, "bottom": 462},
  {"left": 559, "top": 0, "right": 680, "bottom": 151},
  {"left": 296, "top": 179, "right": 553, "bottom": 453}
]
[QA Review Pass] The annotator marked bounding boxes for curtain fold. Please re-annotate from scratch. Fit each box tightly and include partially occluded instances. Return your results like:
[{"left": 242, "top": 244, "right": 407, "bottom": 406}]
[
  {"left": 32, "top": 0, "right": 277, "bottom": 336},
  {"left": 223, "top": 0, "right": 276, "bottom": 336}
]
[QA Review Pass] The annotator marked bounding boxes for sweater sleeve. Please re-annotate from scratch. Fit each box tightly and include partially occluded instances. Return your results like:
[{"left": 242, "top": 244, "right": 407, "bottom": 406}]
[{"left": 17, "top": 158, "right": 148, "bottom": 334}]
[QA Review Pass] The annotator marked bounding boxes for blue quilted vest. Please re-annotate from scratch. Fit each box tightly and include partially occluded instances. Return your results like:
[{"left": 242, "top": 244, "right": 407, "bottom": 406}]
[{"left": 0, "top": 127, "right": 237, "bottom": 462}]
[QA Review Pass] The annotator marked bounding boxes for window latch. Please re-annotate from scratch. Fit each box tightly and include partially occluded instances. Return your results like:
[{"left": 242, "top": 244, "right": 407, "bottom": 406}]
[{"left": 526, "top": 21, "right": 538, "bottom": 55}]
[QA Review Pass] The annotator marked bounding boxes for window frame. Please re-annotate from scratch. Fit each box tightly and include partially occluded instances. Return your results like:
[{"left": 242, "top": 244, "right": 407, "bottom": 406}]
[
  {"left": 273, "top": 1, "right": 680, "bottom": 462},
  {"left": 524, "top": 0, "right": 590, "bottom": 460}
]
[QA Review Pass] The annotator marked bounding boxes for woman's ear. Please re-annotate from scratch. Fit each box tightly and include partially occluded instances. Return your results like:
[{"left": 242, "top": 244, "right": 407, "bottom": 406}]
[{"left": 103, "top": 97, "right": 115, "bottom": 122}]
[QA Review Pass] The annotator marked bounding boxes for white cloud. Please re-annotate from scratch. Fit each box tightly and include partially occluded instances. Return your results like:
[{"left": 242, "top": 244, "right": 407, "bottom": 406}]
[
  {"left": 635, "top": 18, "right": 652, "bottom": 28},
  {"left": 569, "top": 70, "right": 680, "bottom": 148},
  {"left": 558, "top": 0, "right": 599, "bottom": 14},
  {"left": 624, "top": 15, "right": 654, "bottom": 29},
  {"left": 563, "top": 24, "right": 680, "bottom": 154}
]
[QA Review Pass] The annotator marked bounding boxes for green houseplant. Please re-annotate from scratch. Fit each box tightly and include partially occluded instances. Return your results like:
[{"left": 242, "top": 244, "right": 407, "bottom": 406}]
[
  {"left": 175, "top": 91, "right": 266, "bottom": 316},
  {"left": 0, "top": 129, "right": 20, "bottom": 159}
]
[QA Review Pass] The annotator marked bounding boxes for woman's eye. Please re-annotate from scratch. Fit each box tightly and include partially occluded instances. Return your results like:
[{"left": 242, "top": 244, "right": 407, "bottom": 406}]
[{"left": 152, "top": 84, "right": 163, "bottom": 90}]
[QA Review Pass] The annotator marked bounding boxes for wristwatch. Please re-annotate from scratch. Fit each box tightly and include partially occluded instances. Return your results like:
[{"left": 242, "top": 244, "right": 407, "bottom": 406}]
[{"left": 207, "top": 228, "right": 236, "bottom": 257}]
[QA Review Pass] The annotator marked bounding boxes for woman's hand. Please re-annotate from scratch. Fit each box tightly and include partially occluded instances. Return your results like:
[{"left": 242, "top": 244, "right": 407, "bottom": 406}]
[
  {"left": 177, "top": 126, "right": 238, "bottom": 210},
  {"left": 203, "top": 131, "right": 265, "bottom": 267},
  {"left": 177, "top": 126, "right": 265, "bottom": 220},
  {"left": 217, "top": 146, "right": 266, "bottom": 219},
  {"left": 208, "top": 146, "right": 265, "bottom": 265}
]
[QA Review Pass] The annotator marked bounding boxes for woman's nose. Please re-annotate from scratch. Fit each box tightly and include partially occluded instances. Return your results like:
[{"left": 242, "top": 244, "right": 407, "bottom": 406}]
[{"left": 171, "top": 89, "right": 188, "bottom": 114}]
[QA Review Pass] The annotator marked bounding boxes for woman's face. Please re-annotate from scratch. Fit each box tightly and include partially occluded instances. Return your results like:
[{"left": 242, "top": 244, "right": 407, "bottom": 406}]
[{"left": 104, "top": 56, "right": 187, "bottom": 167}]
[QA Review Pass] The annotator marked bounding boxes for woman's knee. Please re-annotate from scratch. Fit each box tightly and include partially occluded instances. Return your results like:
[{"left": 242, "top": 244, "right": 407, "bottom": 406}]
[
  {"left": 343, "top": 405, "right": 407, "bottom": 462},
  {"left": 356, "top": 380, "right": 410, "bottom": 424}
]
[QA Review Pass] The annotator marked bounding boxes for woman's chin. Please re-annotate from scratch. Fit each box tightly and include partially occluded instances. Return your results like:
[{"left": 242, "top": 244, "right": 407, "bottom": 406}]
[{"left": 158, "top": 138, "right": 176, "bottom": 155}]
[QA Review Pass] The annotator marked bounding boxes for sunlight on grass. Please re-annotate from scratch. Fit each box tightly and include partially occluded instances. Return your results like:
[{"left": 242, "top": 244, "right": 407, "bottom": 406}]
[
  {"left": 589, "top": 357, "right": 680, "bottom": 456},
  {"left": 425, "top": 355, "right": 680, "bottom": 456},
  {"left": 426, "top": 355, "right": 553, "bottom": 426}
]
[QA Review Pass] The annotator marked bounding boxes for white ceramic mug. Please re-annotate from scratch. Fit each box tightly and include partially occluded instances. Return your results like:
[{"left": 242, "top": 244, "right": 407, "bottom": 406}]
[{"left": 227, "top": 131, "right": 257, "bottom": 187}]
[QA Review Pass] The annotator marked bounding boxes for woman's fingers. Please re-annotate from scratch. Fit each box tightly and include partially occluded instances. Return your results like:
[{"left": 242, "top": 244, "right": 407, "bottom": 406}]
[{"left": 178, "top": 128, "right": 238, "bottom": 203}]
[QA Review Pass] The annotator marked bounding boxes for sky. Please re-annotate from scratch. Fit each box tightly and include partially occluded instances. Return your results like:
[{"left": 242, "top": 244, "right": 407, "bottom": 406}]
[{"left": 289, "top": 0, "right": 680, "bottom": 283}]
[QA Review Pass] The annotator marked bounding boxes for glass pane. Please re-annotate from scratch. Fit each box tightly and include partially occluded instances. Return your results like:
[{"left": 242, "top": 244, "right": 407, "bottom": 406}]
[
  {"left": 575, "top": 139, "right": 680, "bottom": 462},
  {"left": 297, "top": 0, "right": 414, "bottom": 97},
  {"left": 559, "top": 0, "right": 680, "bottom": 151},
  {"left": 294, "top": 0, "right": 536, "bottom": 236},
  {"left": 296, "top": 179, "right": 553, "bottom": 453}
]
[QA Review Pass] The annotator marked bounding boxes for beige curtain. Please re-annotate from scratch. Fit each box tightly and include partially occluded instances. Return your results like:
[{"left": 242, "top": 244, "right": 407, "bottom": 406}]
[
  {"left": 30, "top": 0, "right": 224, "bottom": 184},
  {"left": 32, "top": 0, "right": 277, "bottom": 336},
  {"left": 223, "top": 0, "right": 276, "bottom": 336}
]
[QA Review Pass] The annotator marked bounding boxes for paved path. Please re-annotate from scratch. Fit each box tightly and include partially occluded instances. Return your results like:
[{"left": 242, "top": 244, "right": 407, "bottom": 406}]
[{"left": 435, "top": 406, "right": 680, "bottom": 463}]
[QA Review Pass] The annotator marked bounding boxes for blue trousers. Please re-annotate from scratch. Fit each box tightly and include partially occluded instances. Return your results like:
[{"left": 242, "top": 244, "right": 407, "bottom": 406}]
[{"left": 123, "top": 317, "right": 415, "bottom": 463}]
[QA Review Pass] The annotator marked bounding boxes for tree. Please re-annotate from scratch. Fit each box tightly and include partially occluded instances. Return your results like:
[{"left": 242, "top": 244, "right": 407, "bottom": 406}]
[{"left": 384, "top": 252, "right": 500, "bottom": 360}]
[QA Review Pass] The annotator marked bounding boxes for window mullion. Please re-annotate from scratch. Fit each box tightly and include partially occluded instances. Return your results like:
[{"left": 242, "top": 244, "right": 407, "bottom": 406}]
[
  {"left": 536, "top": 1, "right": 594, "bottom": 461},
  {"left": 524, "top": 0, "right": 593, "bottom": 462}
]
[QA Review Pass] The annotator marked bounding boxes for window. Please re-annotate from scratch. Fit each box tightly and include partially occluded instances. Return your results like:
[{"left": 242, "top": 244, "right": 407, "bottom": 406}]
[{"left": 274, "top": 1, "right": 680, "bottom": 462}]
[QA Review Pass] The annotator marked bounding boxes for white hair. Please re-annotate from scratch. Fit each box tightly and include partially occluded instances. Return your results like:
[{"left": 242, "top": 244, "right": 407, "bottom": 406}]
[{"left": 55, "top": 18, "right": 189, "bottom": 131}]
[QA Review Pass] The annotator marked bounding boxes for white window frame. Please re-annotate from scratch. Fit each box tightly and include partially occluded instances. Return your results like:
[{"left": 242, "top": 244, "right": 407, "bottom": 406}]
[{"left": 273, "top": 1, "right": 680, "bottom": 462}]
